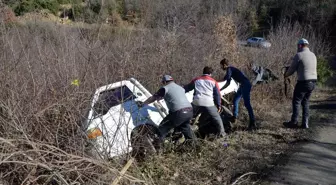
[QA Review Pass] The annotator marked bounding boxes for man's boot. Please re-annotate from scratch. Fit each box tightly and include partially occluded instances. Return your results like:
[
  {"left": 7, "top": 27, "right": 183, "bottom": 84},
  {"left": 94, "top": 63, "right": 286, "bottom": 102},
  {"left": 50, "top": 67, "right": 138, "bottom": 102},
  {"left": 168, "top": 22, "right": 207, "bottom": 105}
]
[
  {"left": 247, "top": 120, "right": 257, "bottom": 131},
  {"left": 283, "top": 121, "right": 298, "bottom": 128},
  {"left": 230, "top": 116, "right": 237, "bottom": 124},
  {"left": 301, "top": 118, "right": 309, "bottom": 129},
  {"left": 219, "top": 132, "right": 227, "bottom": 138}
]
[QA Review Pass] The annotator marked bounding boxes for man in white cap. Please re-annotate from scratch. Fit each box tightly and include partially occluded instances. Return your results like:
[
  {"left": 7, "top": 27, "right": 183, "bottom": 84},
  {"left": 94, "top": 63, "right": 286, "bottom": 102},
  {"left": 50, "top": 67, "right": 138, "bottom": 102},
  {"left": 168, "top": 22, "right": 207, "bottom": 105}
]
[
  {"left": 138, "top": 75, "right": 196, "bottom": 142},
  {"left": 283, "top": 38, "right": 317, "bottom": 129}
]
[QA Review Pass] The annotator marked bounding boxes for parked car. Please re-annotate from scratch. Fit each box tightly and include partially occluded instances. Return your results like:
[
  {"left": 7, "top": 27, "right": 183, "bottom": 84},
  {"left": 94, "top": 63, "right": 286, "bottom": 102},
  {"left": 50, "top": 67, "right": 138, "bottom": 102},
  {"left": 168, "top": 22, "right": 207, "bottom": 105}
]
[
  {"left": 85, "top": 78, "right": 239, "bottom": 159},
  {"left": 247, "top": 37, "right": 271, "bottom": 48}
]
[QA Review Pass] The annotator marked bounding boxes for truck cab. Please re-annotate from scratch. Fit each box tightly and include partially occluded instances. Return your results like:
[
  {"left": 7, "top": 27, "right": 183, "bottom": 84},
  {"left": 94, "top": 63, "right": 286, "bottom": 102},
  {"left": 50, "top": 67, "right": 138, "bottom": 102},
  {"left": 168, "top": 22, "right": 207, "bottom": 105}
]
[{"left": 85, "top": 78, "right": 238, "bottom": 159}]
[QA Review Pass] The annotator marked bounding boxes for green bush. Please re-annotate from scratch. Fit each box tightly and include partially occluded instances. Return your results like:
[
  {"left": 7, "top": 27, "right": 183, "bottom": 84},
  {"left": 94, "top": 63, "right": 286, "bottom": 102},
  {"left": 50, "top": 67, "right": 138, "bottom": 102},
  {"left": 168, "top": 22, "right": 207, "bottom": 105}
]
[
  {"left": 71, "top": 2, "right": 84, "bottom": 20},
  {"left": 317, "top": 57, "right": 334, "bottom": 84},
  {"left": 35, "top": 0, "right": 60, "bottom": 15},
  {"left": 8, "top": 0, "right": 60, "bottom": 16},
  {"left": 57, "top": 0, "right": 71, "bottom": 4},
  {"left": 88, "top": 0, "right": 101, "bottom": 14},
  {"left": 115, "top": 0, "right": 125, "bottom": 16},
  {"left": 13, "top": 0, "right": 35, "bottom": 16}
]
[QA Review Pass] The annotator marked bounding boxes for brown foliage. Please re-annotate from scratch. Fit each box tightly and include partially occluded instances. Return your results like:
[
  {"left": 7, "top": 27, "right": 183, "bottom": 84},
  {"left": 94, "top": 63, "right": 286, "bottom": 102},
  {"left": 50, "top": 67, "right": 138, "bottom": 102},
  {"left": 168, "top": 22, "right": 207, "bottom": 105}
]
[
  {"left": 0, "top": 5, "right": 17, "bottom": 24},
  {"left": 0, "top": 9, "right": 330, "bottom": 183}
]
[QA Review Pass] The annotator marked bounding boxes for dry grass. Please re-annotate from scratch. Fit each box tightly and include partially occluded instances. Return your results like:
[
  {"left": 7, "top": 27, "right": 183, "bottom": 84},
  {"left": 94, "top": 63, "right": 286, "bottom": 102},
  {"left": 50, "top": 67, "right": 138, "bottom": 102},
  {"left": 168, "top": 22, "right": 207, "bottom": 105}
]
[
  {"left": 127, "top": 128, "right": 307, "bottom": 185},
  {"left": 0, "top": 10, "right": 331, "bottom": 184}
]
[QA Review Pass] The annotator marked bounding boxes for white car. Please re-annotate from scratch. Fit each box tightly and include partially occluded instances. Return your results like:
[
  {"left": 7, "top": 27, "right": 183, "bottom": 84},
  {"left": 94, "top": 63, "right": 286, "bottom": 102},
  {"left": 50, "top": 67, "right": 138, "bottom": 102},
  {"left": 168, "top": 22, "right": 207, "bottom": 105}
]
[
  {"left": 247, "top": 37, "right": 271, "bottom": 48},
  {"left": 85, "top": 78, "right": 239, "bottom": 159}
]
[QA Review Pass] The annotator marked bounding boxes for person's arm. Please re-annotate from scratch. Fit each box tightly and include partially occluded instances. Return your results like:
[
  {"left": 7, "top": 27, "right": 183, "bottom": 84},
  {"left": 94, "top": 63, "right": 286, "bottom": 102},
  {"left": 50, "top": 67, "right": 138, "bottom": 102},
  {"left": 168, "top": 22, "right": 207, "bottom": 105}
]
[
  {"left": 142, "top": 96, "right": 158, "bottom": 105},
  {"left": 184, "top": 80, "right": 195, "bottom": 93},
  {"left": 220, "top": 68, "right": 232, "bottom": 91},
  {"left": 252, "top": 78, "right": 259, "bottom": 85},
  {"left": 284, "top": 54, "right": 299, "bottom": 78},
  {"left": 141, "top": 88, "right": 165, "bottom": 106},
  {"left": 213, "top": 82, "right": 222, "bottom": 110},
  {"left": 252, "top": 67, "right": 263, "bottom": 85}
]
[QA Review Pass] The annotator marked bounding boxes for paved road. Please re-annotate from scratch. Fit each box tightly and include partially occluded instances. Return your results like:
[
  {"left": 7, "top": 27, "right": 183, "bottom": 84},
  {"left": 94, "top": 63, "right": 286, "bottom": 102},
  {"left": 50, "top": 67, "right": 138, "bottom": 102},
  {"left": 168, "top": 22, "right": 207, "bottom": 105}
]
[{"left": 267, "top": 91, "right": 336, "bottom": 185}]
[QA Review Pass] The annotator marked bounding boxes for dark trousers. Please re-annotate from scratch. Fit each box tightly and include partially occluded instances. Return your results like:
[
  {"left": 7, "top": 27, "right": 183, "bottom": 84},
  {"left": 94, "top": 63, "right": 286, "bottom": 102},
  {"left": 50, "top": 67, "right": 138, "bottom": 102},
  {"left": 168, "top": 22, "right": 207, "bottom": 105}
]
[
  {"left": 192, "top": 104, "right": 225, "bottom": 135},
  {"left": 159, "top": 107, "right": 195, "bottom": 141},
  {"left": 291, "top": 81, "right": 316, "bottom": 126},
  {"left": 233, "top": 82, "right": 255, "bottom": 121}
]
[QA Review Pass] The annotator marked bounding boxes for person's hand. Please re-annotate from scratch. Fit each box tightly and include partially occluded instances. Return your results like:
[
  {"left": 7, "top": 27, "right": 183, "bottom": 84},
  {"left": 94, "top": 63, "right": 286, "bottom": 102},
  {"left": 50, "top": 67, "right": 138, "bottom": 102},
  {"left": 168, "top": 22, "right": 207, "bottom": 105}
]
[
  {"left": 282, "top": 66, "right": 290, "bottom": 77},
  {"left": 217, "top": 106, "right": 222, "bottom": 113},
  {"left": 136, "top": 101, "right": 145, "bottom": 107}
]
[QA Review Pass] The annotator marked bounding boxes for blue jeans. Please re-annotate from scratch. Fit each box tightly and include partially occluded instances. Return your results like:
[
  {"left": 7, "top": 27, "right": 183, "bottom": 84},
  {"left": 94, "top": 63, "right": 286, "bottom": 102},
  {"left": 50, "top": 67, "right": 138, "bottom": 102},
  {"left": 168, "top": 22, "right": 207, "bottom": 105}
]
[
  {"left": 291, "top": 81, "right": 316, "bottom": 125},
  {"left": 233, "top": 82, "right": 255, "bottom": 121}
]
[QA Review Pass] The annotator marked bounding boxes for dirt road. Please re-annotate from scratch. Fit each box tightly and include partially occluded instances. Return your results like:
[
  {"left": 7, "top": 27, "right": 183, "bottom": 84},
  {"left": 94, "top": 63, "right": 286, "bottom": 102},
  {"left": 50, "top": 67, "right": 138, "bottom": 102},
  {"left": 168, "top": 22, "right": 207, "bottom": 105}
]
[{"left": 266, "top": 89, "right": 336, "bottom": 185}]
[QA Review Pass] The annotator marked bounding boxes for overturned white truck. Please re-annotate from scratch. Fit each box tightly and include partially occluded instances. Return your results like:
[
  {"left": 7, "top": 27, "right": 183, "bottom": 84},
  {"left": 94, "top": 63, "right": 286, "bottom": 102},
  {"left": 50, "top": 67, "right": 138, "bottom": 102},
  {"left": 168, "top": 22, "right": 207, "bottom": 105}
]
[{"left": 85, "top": 78, "right": 238, "bottom": 159}]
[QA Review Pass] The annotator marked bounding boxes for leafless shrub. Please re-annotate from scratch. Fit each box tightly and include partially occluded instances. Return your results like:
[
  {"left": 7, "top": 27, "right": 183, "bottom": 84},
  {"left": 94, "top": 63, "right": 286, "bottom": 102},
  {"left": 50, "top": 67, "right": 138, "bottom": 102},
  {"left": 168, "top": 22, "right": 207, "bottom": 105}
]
[
  {"left": 0, "top": 4, "right": 16, "bottom": 24},
  {"left": 0, "top": 16, "right": 233, "bottom": 183},
  {"left": 0, "top": 138, "right": 144, "bottom": 184},
  {"left": 0, "top": 5, "right": 330, "bottom": 183},
  {"left": 235, "top": 21, "right": 330, "bottom": 103}
]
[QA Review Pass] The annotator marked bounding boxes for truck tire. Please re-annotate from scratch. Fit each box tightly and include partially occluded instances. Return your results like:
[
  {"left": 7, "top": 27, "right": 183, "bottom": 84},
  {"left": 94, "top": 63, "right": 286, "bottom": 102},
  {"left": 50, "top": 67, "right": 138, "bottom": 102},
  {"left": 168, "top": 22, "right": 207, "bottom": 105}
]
[
  {"left": 195, "top": 105, "right": 233, "bottom": 138},
  {"left": 220, "top": 105, "right": 233, "bottom": 133},
  {"left": 130, "top": 124, "right": 161, "bottom": 160}
]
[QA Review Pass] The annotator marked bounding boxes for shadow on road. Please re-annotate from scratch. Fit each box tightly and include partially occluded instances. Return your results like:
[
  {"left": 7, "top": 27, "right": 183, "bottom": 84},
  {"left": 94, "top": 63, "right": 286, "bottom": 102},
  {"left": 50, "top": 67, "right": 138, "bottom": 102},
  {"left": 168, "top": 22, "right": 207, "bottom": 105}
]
[
  {"left": 310, "top": 103, "right": 336, "bottom": 109},
  {"left": 268, "top": 139, "right": 336, "bottom": 185},
  {"left": 264, "top": 89, "right": 336, "bottom": 185},
  {"left": 310, "top": 96, "right": 336, "bottom": 110}
]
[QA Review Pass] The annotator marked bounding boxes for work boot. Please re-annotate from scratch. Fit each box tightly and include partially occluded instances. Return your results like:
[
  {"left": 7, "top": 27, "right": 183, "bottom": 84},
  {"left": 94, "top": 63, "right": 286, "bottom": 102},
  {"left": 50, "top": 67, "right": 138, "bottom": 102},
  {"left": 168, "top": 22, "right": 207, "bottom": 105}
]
[
  {"left": 224, "top": 122, "right": 233, "bottom": 134},
  {"left": 219, "top": 132, "right": 227, "bottom": 138},
  {"left": 301, "top": 119, "right": 309, "bottom": 129},
  {"left": 283, "top": 121, "right": 298, "bottom": 128},
  {"left": 247, "top": 120, "right": 257, "bottom": 131},
  {"left": 230, "top": 116, "right": 237, "bottom": 124}
]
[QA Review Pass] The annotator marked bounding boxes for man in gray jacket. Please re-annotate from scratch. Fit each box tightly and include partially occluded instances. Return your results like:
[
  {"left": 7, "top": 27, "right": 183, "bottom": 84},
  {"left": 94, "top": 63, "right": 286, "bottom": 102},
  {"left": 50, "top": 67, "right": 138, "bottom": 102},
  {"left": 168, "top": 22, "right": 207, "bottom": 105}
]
[
  {"left": 283, "top": 38, "right": 317, "bottom": 129},
  {"left": 138, "top": 75, "right": 195, "bottom": 141}
]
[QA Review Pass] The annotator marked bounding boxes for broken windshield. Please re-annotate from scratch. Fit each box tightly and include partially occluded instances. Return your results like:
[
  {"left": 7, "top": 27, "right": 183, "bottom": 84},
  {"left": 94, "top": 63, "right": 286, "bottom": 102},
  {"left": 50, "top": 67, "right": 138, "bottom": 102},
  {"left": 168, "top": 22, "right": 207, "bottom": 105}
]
[{"left": 93, "top": 86, "right": 136, "bottom": 117}]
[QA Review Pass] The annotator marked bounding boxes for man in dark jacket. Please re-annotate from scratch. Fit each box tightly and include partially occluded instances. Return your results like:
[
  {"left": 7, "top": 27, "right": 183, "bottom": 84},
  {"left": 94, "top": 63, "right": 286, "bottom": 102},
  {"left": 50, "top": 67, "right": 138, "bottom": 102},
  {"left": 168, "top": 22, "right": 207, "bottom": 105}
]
[{"left": 220, "top": 58, "right": 256, "bottom": 130}]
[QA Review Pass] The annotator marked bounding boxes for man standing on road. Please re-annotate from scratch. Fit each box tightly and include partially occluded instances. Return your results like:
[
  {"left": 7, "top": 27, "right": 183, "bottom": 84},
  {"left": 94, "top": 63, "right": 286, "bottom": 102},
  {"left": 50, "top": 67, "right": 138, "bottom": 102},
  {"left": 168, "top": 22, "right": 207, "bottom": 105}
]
[
  {"left": 138, "top": 75, "right": 196, "bottom": 142},
  {"left": 220, "top": 58, "right": 256, "bottom": 130},
  {"left": 283, "top": 38, "right": 317, "bottom": 129},
  {"left": 184, "top": 66, "right": 226, "bottom": 137}
]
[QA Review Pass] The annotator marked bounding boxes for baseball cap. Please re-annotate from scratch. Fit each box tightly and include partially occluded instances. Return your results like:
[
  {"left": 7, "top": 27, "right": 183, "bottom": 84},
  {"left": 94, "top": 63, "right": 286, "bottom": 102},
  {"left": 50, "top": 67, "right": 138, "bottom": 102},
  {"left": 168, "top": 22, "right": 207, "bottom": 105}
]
[
  {"left": 162, "top": 75, "right": 174, "bottom": 82},
  {"left": 297, "top": 38, "right": 309, "bottom": 45}
]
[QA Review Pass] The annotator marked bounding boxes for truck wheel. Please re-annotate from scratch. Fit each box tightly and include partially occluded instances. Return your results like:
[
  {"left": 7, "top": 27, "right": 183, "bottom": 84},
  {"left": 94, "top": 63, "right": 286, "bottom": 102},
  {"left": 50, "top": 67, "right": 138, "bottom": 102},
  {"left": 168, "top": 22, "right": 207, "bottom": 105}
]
[
  {"left": 221, "top": 106, "right": 233, "bottom": 133},
  {"left": 196, "top": 113, "right": 217, "bottom": 139},
  {"left": 221, "top": 106, "right": 233, "bottom": 117},
  {"left": 130, "top": 124, "right": 161, "bottom": 160}
]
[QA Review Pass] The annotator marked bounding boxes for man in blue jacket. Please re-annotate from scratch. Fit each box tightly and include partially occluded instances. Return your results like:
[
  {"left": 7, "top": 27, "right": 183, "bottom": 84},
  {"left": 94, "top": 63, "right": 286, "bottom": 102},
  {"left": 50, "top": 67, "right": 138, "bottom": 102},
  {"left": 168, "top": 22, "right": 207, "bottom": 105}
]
[{"left": 220, "top": 58, "right": 256, "bottom": 130}]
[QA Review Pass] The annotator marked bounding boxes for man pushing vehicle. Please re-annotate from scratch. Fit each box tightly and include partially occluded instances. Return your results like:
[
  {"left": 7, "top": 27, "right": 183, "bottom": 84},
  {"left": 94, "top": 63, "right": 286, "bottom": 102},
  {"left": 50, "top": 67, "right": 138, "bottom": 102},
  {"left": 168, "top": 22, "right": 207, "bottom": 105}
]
[
  {"left": 220, "top": 58, "right": 257, "bottom": 131},
  {"left": 184, "top": 66, "right": 227, "bottom": 137},
  {"left": 137, "top": 75, "right": 196, "bottom": 142}
]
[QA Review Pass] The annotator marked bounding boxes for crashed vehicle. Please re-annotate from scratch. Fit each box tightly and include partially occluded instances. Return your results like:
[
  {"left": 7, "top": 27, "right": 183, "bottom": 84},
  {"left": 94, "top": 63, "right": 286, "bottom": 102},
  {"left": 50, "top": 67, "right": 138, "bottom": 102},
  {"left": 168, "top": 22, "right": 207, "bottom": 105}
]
[
  {"left": 85, "top": 78, "right": 239, "bottom": 159},
  {"left": 251, "top": 64, "right": 279, "bottom": 85}
]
